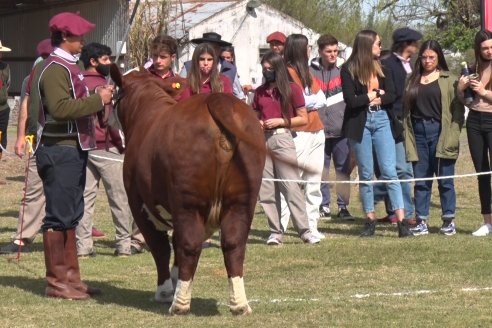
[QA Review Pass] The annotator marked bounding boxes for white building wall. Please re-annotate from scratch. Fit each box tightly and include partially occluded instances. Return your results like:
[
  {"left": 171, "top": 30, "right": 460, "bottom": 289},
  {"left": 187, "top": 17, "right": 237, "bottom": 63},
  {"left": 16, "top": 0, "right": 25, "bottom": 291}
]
[{"left": 177, "top": 1, "right": 320, "bottom": 86}]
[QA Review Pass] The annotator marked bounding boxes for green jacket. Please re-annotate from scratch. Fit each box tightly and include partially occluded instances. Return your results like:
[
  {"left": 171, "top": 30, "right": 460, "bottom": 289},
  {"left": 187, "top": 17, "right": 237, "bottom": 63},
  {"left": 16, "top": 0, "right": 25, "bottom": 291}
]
[
  {"left": 26, "top": 60, "right": 44, "bottom": 135},
  {"left": 0, "top": 62, "right": 10, "bottom": 111},
  {"left": 404, "top": 71, "right": 465, "bottom": 161}
]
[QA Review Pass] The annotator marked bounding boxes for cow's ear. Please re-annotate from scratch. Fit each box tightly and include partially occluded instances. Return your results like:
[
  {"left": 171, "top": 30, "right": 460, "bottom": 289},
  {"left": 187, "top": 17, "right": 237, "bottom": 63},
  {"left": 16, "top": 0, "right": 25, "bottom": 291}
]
[{"left": 110, "top": 63, "right": 123, "bottom": 88}]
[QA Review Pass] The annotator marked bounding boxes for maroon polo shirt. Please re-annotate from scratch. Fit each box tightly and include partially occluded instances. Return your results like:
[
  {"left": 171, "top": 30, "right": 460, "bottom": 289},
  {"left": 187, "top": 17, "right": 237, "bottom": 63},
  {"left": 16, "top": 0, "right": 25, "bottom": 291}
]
[
  {"left": 252, "top": 82, "right": 305, "bottom": 120},
  {"left": 179, "top": 74, "right": 233, "bottom": 100}
]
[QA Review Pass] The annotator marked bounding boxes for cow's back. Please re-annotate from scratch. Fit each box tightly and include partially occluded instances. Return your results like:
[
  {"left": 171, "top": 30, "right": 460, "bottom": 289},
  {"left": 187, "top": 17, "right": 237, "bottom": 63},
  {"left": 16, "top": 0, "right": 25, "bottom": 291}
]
[{"left": 126, "top": 93, "right": 265, "bottom": 234}]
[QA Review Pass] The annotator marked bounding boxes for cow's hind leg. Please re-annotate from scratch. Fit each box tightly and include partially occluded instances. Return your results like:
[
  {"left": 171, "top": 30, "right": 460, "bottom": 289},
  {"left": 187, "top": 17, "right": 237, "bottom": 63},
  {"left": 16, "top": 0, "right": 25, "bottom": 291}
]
[
  {"left": 220, "top": 205, "right": 253, "bottom": 315},
  {"left": 169, "top": 211, "right": 204, "bottom": 315}
]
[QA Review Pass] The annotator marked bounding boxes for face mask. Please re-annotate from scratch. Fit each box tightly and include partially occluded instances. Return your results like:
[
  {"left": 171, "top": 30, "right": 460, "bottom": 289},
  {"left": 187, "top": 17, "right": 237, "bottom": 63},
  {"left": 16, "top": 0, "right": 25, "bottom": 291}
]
[
  {"left": 263, "top": 70, "right": 276, "bottom": 83},
  {"left": 96, "top": 63, "right": 111, "bottom": 77}
]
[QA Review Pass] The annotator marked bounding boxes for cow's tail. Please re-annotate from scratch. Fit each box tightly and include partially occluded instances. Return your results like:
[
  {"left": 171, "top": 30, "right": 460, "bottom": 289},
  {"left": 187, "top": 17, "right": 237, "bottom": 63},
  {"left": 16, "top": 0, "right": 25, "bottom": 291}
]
[
  {"left": 206, "top": 94, "right": 312, "bottom": 173},
  {"left": 206, "top": 94, "right": 264, "bottom": 150}
]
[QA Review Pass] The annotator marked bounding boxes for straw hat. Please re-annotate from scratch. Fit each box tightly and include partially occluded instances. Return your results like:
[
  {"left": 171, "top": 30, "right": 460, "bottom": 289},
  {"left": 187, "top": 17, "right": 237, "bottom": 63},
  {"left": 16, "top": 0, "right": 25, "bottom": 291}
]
[{"left": 0, "top": 41, "right": 11, "bottom": 52}]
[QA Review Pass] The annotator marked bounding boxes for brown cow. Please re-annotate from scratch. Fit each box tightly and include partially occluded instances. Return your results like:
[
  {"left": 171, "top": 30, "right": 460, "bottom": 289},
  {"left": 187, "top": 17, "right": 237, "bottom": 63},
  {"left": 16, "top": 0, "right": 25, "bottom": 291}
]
[{"left": 110, "top": 65, "right": 266, "bottom": 315}]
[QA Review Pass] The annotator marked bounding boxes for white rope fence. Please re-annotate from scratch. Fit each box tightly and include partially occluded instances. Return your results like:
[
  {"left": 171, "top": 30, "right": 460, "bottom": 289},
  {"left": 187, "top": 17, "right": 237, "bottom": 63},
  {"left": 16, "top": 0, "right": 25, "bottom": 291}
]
[
  {"left": 263, "top": 171, "right": 492, "bottom": 184},
  {"left": 2, "top": 138, "right": 492, "bottom": 185},
  {"left": 89, "top": 153, "right": 124, "bottom": 163},
  {"left": 84, "top": 154, "right": 492, "bottom": 184}
]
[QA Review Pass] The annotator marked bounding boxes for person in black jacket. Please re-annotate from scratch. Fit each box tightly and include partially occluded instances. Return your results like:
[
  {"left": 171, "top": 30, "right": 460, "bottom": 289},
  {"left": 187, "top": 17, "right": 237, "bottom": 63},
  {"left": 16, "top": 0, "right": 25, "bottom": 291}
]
[
  {"left": 341, "top": 29, "right": 413, "bottom": 237},
  {"left": 375, "top": 28, "right": 422, "bottom": 225}
]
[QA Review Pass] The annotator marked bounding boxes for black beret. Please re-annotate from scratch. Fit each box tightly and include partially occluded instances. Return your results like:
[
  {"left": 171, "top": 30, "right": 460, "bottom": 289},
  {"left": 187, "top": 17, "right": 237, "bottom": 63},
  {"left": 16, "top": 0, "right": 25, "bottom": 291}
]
[{"left": 392, "top": 27, "right": 422, "bottom": 43}]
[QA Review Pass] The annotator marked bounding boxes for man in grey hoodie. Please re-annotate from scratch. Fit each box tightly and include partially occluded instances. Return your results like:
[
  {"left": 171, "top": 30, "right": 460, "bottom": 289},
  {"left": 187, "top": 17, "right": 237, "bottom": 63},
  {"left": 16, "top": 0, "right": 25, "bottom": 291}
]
[{"left": 309, "top": 34, "right": 352, "bottom": 221}]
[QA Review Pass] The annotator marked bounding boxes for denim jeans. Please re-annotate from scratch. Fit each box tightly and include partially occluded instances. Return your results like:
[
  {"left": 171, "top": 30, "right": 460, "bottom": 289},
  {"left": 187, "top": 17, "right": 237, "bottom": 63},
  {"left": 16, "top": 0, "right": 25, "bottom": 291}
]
[
  {"left": 373, "top": 140, "right": 414, "bottom": 219},
  {"left": 350, "top": 110, "right": 403, "bottom": 214},
  {"left": 320, "top": 136, "right": 351, "bottom": 208},
  {"left": 412, "top": 118, "right": 456, "bottom": 220}
]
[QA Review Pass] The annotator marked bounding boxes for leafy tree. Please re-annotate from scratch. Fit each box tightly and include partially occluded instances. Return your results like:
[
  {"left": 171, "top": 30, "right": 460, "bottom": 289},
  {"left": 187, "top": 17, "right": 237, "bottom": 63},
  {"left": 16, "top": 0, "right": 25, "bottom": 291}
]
[
  {"left": 263, "top": 0, "right": 364, "bottom": 45},
  {"left": 373, "top": 0, "right": 480, "bottom": 52},
  {"left": 128, "top": 0, "right": 170, "bottom": 68}
]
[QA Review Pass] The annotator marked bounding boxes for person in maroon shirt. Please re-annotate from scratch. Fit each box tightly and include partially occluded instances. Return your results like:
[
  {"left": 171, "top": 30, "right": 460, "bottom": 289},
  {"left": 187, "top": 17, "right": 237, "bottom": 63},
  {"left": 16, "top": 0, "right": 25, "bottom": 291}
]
[
  {"left": 179, "top": 43, "right": 232, "bottom": 100},
  {"left": 77, "top": 42, "right": 134, "bottom": 258},
  {"left": 130, "top": 35, "right": 180, "bottom": 253},
  {"left": 147, "top": 35, "right": 177, "bottom": 80},
  {"left": 179, "top": 43, "right": 232, "bottom": 248},
  {"left": 252, "top": 51, "right": 320, "bottom": 245}
]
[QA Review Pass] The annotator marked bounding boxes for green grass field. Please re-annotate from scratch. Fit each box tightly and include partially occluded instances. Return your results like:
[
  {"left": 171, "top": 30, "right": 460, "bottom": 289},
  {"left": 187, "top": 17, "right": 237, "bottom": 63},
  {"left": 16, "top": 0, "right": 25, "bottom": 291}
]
[{"left": 1, "top": 127, "right": 492, "bottom": 327}]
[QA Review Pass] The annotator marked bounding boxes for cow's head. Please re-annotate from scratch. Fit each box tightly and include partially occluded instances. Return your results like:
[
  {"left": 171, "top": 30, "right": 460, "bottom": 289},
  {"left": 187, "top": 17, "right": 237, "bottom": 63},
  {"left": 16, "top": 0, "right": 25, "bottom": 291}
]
[
  {"left": 109, "top": 63, "right": 187, "bottom": 96},
  {"left": 108, "top": 64, "right": 188, "bottom": 140}
]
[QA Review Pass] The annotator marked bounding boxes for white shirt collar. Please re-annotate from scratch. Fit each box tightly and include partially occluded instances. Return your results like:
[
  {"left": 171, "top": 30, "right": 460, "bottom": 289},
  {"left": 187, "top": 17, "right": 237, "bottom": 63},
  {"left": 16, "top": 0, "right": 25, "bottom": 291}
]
[
  {"left": 53, "top": 47, "right": 78, "bottom": 62},
  {"left": 393, "top": 52, "right": 412, "bottom": 74}
]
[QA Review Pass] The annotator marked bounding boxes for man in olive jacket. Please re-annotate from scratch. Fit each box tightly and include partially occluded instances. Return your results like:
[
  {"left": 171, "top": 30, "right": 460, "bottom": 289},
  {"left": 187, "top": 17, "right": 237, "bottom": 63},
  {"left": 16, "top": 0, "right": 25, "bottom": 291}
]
[{"left": 34, "top": 12, "right": 113, "bottom": 300}]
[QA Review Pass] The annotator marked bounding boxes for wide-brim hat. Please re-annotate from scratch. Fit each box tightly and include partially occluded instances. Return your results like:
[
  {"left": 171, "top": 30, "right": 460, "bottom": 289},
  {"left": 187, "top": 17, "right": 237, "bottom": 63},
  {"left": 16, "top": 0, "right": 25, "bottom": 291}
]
[
  {"left": 190, "top": 32, "right": 231, "bottom": 47},
  {"left": 0, "top": 41, "right": 11, "bottom": 52},
  {"left": 49, "top": 12, "right": 95, "bottom": 36}
]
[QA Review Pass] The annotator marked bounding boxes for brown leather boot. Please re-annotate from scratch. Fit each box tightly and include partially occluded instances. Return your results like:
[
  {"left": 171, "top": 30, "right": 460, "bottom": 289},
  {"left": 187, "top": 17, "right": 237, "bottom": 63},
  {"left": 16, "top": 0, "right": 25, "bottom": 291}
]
[
  {"left": 65, "top": 229, "right": 101, "bottom": 295},
  {"left": 43, "top": 230, "right": 89, "bottom": 300}
]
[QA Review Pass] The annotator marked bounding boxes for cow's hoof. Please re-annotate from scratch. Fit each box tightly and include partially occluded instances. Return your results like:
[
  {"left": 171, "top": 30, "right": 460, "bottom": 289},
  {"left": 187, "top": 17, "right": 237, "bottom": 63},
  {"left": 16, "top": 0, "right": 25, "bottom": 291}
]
[
  {"left": 169, "top": 304, "right": 190, "bottom": 315},
  {"left": 230, "top": 304, "right": 252, "bottom": 316},
  {"left": 155, "top": 279, "right": 174, "bottom": 303}
]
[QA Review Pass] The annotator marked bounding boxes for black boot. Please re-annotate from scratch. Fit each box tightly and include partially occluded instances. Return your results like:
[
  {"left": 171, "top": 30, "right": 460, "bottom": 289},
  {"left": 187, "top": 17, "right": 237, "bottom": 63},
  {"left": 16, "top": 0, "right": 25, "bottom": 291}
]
[
  {"left": 360, "top": 220, "right": 376, "bottom": 237},
  {"left": 398, "top": 220, "right": 414, "bottom": 238}
]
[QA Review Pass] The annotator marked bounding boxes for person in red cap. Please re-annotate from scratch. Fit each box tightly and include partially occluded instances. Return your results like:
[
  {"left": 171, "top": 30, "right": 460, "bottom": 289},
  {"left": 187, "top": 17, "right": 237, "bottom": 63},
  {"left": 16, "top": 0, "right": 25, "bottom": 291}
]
[
  {"left": 33, "top": 12, "right": 113, "bottom": 300},
  {"left": 0, "top": 38, "right": 53, "bottom": 256},
  {"left": 243, "top": 31, "right": 287, "bottom": 95},
  {"left": 266, "top": 31, "right": 287, "bottom": 56}
]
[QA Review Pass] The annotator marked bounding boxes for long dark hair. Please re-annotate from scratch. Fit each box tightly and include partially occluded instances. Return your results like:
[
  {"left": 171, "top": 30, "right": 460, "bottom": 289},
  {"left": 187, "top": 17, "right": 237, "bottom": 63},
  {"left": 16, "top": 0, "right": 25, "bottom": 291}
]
[
  {"left": 284, "top": 34, "right": 313, "bottom": 90},
  {"left": 474, "top": 30, "right": 492, "bottom": 91},
  {"left": 346, "top": 29, "right": 384, "bottom": 85},
  {"left": 405, "top": 40, "right": 448, "bottom": 109},
  {"left": 189, "top": 43, "right": 222, "bottom": 94},
  {"left": 261, "top": 51, "right": 292, "bottom": 126}
]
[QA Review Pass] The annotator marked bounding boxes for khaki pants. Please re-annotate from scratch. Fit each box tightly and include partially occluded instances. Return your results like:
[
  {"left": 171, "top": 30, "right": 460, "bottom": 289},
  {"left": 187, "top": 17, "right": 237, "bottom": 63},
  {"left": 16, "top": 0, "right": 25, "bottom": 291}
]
[
  {"left": 280, "top": 130, "right": 325, "bottom": 231},
  {"left": 259, "top": 132, "right": 310, "bottom": 240},
  {"left": 13, "top": 155, "right": 45, "bottom": 242},
  {"left": 76, "top": 148, "right": 132, "bottom": 255}
]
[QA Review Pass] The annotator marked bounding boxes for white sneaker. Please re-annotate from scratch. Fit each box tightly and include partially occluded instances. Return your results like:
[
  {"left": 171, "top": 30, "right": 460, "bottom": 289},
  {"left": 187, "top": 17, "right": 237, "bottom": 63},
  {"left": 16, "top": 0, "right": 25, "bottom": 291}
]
[
  {"left": 311, "top": 229, "right": 326, "bottom": 240},
  {"left": 472, "top": 224, "right": 492, "bottom": 237},
  {"left": 301, "top": 232, "right": 321, "bottom": 244}
]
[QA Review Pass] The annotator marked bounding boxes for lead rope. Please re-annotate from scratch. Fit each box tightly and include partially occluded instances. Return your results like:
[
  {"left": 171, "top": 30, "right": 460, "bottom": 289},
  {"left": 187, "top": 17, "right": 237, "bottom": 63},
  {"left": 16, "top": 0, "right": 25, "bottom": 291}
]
[{"left": 8, "top": 136, "right": 34, "bottom": 262}]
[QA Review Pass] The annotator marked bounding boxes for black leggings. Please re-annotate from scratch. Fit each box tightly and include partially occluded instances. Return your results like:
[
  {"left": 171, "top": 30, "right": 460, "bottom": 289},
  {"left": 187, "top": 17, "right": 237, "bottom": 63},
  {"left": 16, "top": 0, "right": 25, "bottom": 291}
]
[{"left": 466, "top": 110, "right": 492, "bottom": 214}]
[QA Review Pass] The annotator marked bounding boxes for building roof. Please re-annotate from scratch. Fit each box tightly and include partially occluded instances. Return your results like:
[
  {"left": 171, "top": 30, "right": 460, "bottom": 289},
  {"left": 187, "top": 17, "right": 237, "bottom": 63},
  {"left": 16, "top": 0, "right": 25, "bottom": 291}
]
[
  {"left": 0, "top": 0, "right": 84, "bottom": 17},
  {"left": 167, "top": 1, "right": 237, "bottom": 41}
]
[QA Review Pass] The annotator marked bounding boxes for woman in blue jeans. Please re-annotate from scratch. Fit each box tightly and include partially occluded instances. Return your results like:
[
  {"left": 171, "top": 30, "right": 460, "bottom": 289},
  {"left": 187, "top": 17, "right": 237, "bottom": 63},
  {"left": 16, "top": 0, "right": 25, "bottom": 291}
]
[
  {"left": 341, "top": 30, "right": 412, "bottom": 237},
  {"left": 403, "top": 40, "right": 464, "bottom": 236}
]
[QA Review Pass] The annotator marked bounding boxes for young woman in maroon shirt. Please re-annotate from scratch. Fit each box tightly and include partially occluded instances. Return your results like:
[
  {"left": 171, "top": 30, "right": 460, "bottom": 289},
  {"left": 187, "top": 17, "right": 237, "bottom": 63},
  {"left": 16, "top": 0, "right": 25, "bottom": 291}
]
[
  {"left": 180, "top": 43, "right": 232, "bottom": 100},
  {"left": 252, "top": 51, "right": 320, "bottom": 245}
]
